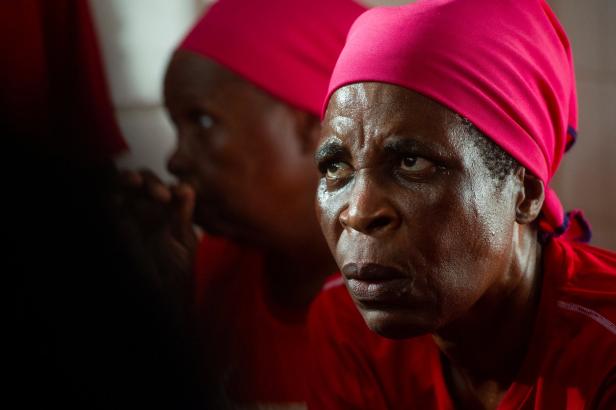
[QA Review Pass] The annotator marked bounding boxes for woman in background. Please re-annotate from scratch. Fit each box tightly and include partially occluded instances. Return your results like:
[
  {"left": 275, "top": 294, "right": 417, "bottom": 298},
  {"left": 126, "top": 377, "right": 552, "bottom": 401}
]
[{"left": 120, "top": 0, "right": 366, "bottom": 407}]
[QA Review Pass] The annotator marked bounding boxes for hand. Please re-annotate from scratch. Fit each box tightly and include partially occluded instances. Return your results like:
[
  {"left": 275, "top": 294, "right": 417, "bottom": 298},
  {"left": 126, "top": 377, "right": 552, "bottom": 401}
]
[{"left": 112, "top": 169, "right": 199, "bottom": 313}]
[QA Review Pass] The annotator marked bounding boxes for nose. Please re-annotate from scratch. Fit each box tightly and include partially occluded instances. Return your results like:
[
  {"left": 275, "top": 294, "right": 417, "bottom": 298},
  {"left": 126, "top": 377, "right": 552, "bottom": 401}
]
[
  {"left": 166, "top": 135, "right": 191, "bottom": 178},
  {"left": 339, "top": 170, "right": 401, "bottom": 236},
  {"left": 167, "top": 148, "right": 185, "bottom": 178}
]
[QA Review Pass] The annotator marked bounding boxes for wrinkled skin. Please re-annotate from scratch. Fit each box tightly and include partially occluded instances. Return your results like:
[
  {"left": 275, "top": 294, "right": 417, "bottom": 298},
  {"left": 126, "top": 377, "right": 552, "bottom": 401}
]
[{"left": 316, "top": 82, "right": 545, "bottom": 408}]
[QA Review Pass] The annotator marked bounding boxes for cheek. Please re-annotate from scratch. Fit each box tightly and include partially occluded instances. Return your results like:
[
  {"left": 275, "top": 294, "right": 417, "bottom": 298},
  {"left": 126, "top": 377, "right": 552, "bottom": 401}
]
[
  {"left": 196, "top": 123, "right": 260, "bottom": 173},
  {"left": 429, "top": 178, "right": 512, "bottom": 253},
  {"left": 420, "top": 185, "right": 514, "bottom": 311},
  {"left": 389, "top": 185, "right": 474, "bottom": 281},
  {"left": 316, "top": 179, "right": 346, "bottom": 255},
  {"left": 200, "top": 144, "right": 255, "bottom": 190},
  {"left": 463, "top": 177, "right": 516, "bottom": 257}
]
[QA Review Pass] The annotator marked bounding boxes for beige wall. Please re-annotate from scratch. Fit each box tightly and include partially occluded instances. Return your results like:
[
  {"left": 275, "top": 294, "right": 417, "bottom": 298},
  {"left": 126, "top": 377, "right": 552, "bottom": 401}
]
[{"left": 549, "top": 0, "right": 616, "bottom": 250}]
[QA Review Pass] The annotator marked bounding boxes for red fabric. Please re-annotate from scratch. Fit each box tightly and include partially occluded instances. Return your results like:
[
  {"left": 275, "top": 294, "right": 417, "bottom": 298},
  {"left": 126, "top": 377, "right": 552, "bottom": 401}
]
[
  {"left": 178, "top": 0, "right": 366, "bottom": 116},
  {"left": 194, "top": 235, "right": 311, "bottom": 406},
  {"left": 308, "top": 239, "right": 616, "bottom": 409},
  {"left": 0, "top": 0, "right": 126, "bottom": 162},
  {"left": 324, "top": 0, "right": 584, "bottom": 239}
]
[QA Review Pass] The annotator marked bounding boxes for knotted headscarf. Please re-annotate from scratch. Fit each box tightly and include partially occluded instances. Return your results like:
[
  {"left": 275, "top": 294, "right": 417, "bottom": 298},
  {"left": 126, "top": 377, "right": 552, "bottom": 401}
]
[
  {"left": 179, "top": 0, "right": 366, "bottom": 116},
  {"left": 325, "top": 0, "right": 590, "bottom": 242}
]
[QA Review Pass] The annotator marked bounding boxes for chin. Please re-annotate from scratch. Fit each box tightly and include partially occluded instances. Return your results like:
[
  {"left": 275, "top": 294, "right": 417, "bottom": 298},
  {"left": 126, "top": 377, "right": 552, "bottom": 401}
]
[
  {"left": 359, "top": 307, "right": 437, "bottom": 340},
  {"left": 195, "top": 209, "right": 250, "bottom": 242}
]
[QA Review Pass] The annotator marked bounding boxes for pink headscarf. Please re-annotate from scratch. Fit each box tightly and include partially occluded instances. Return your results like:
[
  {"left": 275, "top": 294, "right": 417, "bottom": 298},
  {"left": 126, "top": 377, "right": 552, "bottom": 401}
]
[
  {"left": 325, "top": 0, "right": 590, "bottom": 241},
  {"left": 178, "top": 0, "right": 366, "bottom": 117}
]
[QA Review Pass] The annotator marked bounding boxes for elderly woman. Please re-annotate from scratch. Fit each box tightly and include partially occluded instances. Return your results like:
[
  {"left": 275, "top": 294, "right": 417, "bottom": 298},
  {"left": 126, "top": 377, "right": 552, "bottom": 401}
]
[
  {"left": 308, "top": 0, "right": 616, "bottom": 408},
  {"left": 119, "top": 0, "right": 365, "bottom": 407}
]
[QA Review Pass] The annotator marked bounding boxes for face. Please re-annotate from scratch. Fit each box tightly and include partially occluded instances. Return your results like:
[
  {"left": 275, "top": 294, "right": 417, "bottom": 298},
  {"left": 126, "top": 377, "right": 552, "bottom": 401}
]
[
  {"left": 164, "top": 51, "right": 320, "bottom": 252},
  {"left": 316, "top": 83, "right": 522, "bottom": 339}
]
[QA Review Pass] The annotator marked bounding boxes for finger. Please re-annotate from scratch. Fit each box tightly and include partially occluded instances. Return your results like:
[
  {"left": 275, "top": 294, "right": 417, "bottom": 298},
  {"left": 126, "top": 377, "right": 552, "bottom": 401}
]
[
  {"left": 169, "top": 183, "right": 197, "bottom": 247},
  {"left": 171, "top": 183, "right": 196, "bottom": 225},
  {"left": 139, "top": 169, "right": 172, "bottom": 203},
  {"left": 118, "top": 169, "right": 143, "bottom": 187}
]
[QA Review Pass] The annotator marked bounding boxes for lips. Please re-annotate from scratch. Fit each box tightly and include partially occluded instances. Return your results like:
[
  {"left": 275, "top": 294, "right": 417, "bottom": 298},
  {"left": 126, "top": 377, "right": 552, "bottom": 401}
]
[{"left": 342, "top": 263, "right": 411, "bottom": 308}]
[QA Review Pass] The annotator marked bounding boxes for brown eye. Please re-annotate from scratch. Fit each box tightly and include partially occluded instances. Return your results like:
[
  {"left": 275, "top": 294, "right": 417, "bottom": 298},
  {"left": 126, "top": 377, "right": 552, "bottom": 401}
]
[
  {"left": 326, "top": 162, "right": 353, "bottom": 180},
  {"left": 400, "top": 156, "right": 435, "bottom": 174}
]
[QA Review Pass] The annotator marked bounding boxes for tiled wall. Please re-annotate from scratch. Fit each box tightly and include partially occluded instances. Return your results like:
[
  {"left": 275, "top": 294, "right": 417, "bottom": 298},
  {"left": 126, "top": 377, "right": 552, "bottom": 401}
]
[{"left": 92, "top": 0, "right": 615, "bottom": 249}]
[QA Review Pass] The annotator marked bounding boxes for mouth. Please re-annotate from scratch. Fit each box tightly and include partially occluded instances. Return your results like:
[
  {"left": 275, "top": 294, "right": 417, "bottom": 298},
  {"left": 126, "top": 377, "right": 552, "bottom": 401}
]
[{"left": 341, "top": 263, "right": 412, "bottom": 308}]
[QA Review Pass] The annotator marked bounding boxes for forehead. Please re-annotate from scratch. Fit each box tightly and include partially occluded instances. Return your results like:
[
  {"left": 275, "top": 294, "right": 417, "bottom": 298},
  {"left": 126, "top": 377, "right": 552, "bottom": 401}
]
[
  {"left": 322, "top": 82, "right": 468, "bottom": 156},
  {"left": 164, "top": 51, "right": 266, "bottom": 108}
]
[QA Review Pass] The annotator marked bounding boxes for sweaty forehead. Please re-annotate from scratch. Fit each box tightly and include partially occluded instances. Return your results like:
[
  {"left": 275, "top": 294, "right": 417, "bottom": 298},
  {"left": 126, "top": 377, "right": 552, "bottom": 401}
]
[{"left": 322, "top": 82, "right": 463, "bottom": 150}]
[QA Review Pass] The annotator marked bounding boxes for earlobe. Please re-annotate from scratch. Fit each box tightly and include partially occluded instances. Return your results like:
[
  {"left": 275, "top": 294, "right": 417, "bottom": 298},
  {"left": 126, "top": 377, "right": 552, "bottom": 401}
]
[{"left": 515, "top": 168, "right": 545, "bottom": 225}]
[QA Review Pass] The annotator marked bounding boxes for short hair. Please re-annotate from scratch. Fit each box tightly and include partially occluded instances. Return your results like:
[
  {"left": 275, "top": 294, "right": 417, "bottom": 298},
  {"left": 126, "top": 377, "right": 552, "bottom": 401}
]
[{"left": 459, "top": 117, "right": 520, "bottom": 184}]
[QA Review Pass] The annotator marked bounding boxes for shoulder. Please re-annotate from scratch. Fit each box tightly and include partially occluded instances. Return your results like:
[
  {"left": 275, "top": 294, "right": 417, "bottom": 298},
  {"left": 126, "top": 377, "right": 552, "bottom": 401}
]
[
  {"left": 549, "top": 238, "right": 616, "bottom": 284},
  {"left": 547, "top": 240, "right": 616, "bottom": 333},
  {"left": 538, "top": 239, "right": 616, "bottom": 404}
]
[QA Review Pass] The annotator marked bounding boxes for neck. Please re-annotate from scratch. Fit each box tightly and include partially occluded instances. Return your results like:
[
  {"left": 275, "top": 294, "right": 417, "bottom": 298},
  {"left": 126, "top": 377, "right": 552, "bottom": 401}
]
[{"left": 433, "top": 227, "right": 543, "bottom": 408}]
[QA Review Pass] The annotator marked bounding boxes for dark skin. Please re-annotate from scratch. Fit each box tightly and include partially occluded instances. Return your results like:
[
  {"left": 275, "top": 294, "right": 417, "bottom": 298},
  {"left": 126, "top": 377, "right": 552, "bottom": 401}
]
[
  {"left": 119, "top": 50, "right": 336, "bottom": 312},
  {"left": 316, "top": 82, "right": 545, "bottom": 409}
]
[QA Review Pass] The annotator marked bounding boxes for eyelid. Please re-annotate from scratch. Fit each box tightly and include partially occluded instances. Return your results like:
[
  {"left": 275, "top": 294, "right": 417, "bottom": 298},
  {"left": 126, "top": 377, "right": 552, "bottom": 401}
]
[
  {"left": 324, "top": 161, "right": 354, "bottom": 187},
  {"left": 326, "top": 161, "right": 353, "bottom": 176},
  {"left": 315, "top": 144, "right": 350, "bottom": 172},
  {"left": 318, "top": 157, "right": 347, "bottom": 174},
  {"left": 382, "top": 136, "right": 451, "bottom": 163},
  {"left": 393, "top": 157, "right": 442, "bottom": 184},
  {"left": 384, "top": 145, "right": 426, "bottom": 159}
]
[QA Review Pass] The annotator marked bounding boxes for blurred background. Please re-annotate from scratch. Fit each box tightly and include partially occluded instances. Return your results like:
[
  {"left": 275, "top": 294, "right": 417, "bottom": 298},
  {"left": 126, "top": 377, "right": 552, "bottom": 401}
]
[{"left": 91, "top": 0, "right": 615, "bottom": 248}]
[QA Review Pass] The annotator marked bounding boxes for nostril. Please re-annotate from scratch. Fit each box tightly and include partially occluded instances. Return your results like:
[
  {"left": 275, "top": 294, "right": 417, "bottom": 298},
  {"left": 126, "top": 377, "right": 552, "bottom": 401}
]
[{"left": 366, "top": 216, "right": 392, "bottom": 232}]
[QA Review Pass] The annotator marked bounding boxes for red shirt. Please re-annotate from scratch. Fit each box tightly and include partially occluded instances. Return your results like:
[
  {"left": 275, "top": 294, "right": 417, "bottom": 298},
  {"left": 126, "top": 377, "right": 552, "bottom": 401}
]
[
  {"left": 308, "top": 238, "right": 616, "bottom": 409},
  {"left": 195, "top": 235, "right": 311, "bottom": 407}
]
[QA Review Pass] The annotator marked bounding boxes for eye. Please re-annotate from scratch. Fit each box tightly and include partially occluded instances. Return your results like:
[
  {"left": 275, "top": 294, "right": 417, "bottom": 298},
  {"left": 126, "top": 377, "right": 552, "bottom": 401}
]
[
  {"left": 399, "top": 156, "right": 436, "bottom": 175},
  {"left": 325, "top": 162, "right": 353, "bottom": 180},
  {"left": 198, "top": 114, "right": 215, "bottom": 129}
]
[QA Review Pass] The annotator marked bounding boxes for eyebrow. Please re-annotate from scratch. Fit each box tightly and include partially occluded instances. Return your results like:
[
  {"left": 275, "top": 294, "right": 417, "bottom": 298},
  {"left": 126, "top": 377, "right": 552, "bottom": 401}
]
[{"left": 314, "top": 139, "right": 347, "bottom": 165}]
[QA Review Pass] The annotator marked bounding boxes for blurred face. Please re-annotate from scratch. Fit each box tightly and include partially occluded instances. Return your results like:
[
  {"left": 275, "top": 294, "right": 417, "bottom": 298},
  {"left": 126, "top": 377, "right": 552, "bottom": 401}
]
[
  {"left": 164, "top": 51, "right": 319, "bottom": 251},
  {"left": 316, "top": 83, "right": 521, "bottom": 339}
]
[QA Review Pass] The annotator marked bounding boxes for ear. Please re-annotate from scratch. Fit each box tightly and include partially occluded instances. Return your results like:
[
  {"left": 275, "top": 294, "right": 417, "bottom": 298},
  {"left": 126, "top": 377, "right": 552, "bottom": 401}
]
[
  {"left": 514, "top": 167, "right": 545, "bottom": 224},
  {"left": 290, "top": 109, "right": 321, "bottom": 156}
]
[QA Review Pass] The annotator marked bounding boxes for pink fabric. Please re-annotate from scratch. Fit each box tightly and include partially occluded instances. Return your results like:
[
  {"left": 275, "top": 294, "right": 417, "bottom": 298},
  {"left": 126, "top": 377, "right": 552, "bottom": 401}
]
[
  {"left": 325, "top": 0, "right": 588, "bottom": 240},
  {"left": 179, "top": 0, "right": 366, "bottom": 116}
]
